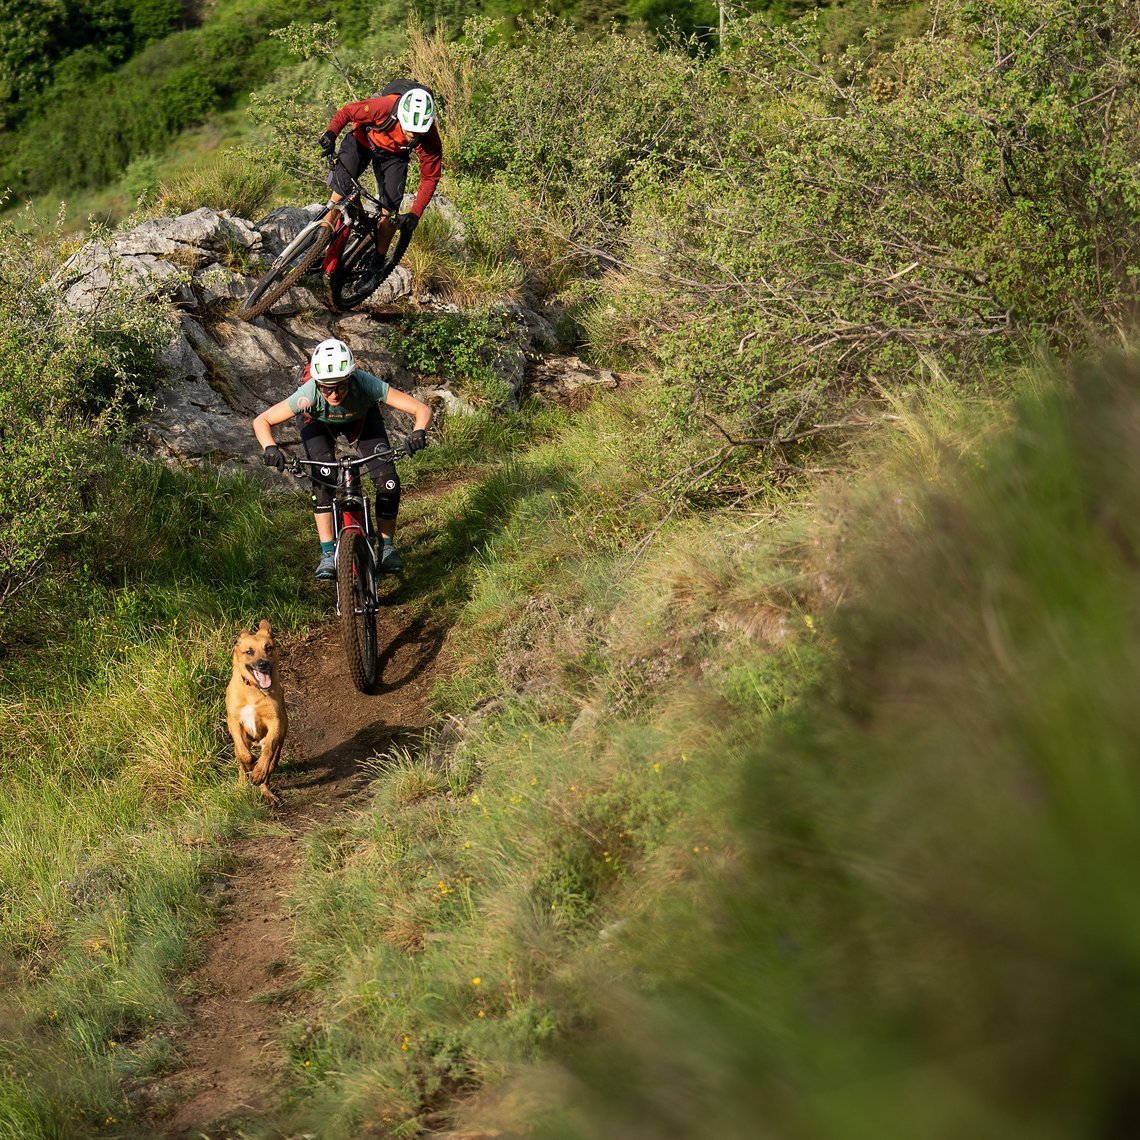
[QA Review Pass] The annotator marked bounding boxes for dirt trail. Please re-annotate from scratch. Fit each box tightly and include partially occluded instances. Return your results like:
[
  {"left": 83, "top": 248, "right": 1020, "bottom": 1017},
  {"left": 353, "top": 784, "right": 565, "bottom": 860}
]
[{"left": 148, "top": 606, "right": 447, "bottom": 1137}]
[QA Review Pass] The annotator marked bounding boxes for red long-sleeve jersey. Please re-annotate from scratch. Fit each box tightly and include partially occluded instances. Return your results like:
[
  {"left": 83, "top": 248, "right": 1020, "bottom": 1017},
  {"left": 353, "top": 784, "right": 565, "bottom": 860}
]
[{"left": 327, "top": 93, "right": 442, "bottom": 218}]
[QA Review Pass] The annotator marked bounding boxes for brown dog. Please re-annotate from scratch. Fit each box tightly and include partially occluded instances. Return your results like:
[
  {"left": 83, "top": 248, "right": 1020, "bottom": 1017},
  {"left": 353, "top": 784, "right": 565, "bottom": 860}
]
[{"left": 225, "top": 619, "right": 288, "bottom": 805}]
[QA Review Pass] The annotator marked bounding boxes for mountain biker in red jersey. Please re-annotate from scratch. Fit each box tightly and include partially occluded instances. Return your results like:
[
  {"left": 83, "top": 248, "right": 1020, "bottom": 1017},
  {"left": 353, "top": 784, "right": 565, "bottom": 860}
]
[
  {"left": 252, "top": 338, "right": 432, "bottom": 581},
  {"left": 317, "top": 83, "right": 441, "bottom": 252}
]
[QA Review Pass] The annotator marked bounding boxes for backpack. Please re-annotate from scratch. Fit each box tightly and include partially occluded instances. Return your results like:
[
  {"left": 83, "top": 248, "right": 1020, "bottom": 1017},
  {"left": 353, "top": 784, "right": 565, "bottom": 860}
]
[{"left": 372, "top": 78, "right": 436, "bottom": 133}]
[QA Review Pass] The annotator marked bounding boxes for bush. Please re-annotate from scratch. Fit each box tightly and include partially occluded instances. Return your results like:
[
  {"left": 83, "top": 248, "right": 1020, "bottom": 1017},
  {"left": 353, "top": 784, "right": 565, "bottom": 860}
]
[
  {"left": 155, "top": 144, "right": 284, "bottom": 218},
  {"left": 631, "top": 2, "right": 1140, "bottom": 439},
  {"left": 1, "top": 1, "right": 291, "bottom": 197},
  {"left": 130, "top": 0, "right": 182, "bottom": 44},
  {"left": 354, "top": 3, "right": 1134, "bottom": 456},
  {"left": 0, "top": 220, "right": 171, "bottom": 611},
  {"left": 397, "top": 307, "right": 524, "bottom": 409},
  {"left": 447, "top": 13, "right": 700, "bottom": 237}
]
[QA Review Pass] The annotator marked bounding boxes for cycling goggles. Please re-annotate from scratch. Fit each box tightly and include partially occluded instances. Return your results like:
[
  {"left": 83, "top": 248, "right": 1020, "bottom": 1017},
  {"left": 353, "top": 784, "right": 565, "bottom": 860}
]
[{"left": 316, "top": 379, "right": 350, "bottom": 395}]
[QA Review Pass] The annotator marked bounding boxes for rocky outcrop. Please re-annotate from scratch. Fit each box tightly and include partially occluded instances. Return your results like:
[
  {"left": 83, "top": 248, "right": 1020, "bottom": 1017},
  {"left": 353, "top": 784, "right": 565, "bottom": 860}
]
[{"left": 59, "top": 202, "right": 602, "bottom": 472}]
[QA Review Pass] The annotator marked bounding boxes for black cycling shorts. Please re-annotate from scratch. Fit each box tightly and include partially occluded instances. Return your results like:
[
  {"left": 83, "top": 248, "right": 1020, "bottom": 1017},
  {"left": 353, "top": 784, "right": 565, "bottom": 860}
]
[{"left": 296, "top": 406, "right": 401, "bottom": 520}]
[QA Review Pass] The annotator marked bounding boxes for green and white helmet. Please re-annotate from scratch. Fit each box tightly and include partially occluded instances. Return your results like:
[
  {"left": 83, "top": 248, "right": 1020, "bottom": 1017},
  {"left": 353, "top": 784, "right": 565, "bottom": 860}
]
[
  {"left": 310, "top": 338, "right": 355, "bottom": 381},
  {"left": 396, "top": 87, "right": 435, "bottom": 134}
]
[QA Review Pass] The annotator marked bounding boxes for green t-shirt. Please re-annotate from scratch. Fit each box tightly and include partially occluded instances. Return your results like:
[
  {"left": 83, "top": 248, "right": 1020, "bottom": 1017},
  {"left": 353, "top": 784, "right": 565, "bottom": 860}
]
[{"left": 285, "top": 368, "right": 391, "bottom": 425}]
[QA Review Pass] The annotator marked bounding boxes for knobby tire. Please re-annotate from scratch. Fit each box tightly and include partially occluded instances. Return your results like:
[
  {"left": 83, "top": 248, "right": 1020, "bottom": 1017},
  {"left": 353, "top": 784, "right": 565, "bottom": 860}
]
[
  {"left": 329, "top": 222, "right": 414, "bottom": 312},
  {"left": 337, "top": 529, "right": 381, "bottom": 694},
  {"left": 237, "top": 222, "right": 332, "bottom": 322}
]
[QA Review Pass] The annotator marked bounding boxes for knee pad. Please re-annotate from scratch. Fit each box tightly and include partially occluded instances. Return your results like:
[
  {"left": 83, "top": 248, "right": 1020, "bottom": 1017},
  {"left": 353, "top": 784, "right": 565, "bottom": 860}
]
[
  {"left": 372, "top": 462, "right": 400, "bottom": 521},
  {"left": 310, "top": 483, "right": 334, "bottom": 512}
]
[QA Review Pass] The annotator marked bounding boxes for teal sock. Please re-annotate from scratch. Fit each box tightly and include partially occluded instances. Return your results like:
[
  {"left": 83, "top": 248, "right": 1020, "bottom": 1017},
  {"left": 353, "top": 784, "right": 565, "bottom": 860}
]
[
  {"left": 382, "top": 537, "right": 395, "bottom": 546},
  {"left": 320, "top": 540, "right": 335, "bottom": 555}
]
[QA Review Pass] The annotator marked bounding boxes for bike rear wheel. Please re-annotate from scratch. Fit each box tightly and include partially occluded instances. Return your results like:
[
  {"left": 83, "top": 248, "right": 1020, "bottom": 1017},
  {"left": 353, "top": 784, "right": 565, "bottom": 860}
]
[
  {"left": 329, "top": 220, "right": 414, "bottom": 311},
  {"left": 336, "top": 529, "right": 381, "bottom": 694},
  {"left": 237, "top": 219, "right": 332, "bottom": 322}
]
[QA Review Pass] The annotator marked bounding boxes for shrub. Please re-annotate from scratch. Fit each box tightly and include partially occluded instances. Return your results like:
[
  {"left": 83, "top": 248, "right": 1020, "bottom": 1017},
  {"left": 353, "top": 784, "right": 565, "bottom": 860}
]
[
  {"left": 1, "top": 1, "right": 291, "bottom": 197},
  {"left": 447, "top": 13, "right": 700, "bottom": 237},
  {"left": 609, "top": 2, "right": 1139, "bottom": 442},
  {"left": 130, "top": 0, "right": 182, "bottom": 45},
  {"left": 0, "top": 220, "right": 171, "bottom": 610},
  {"left": 397, "top": 307, "right": 524, "bottom": 409},
  {"left": 156, "top": 145, "right": 284, "bottom": 218}
]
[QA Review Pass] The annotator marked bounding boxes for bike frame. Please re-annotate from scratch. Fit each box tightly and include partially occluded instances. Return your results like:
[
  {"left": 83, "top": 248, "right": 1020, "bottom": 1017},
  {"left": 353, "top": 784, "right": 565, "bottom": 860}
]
[
  {"left": 289, "top": 451, "right": 401, "bottom": 617},
  {"left": 285, "top": 447, "right": 407, "bottom": 694},
  {"left": 331, "top": 460, "right": 377, "bottom": 619},
  {"left": 321, "top": 176, "right": 401, "bottom": 276}
]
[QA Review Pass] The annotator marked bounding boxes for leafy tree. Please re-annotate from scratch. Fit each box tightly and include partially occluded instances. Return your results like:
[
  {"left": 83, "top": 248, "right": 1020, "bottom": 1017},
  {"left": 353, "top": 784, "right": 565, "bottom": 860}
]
[
  {"left": 0, "top": 0, "right": 71, "bottom": 107},
  {"left": 130, "top": 0, "right": 183, "bottom": 44}
]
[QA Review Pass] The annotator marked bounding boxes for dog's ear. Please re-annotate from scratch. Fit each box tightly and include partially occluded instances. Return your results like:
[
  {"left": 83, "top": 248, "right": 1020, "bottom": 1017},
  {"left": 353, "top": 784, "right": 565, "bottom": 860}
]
[{"left": 257, "top": 619, "right": 273, "bottom": 635}]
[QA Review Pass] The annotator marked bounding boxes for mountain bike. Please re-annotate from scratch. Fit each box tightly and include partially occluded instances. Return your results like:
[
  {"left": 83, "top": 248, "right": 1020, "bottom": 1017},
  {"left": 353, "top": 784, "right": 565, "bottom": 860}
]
[
  {"left": 288, "top": 451, "right": 405, "bottom": 694},
  {"left": 237, "top": 173, "right": 415, "bottom": 322}
]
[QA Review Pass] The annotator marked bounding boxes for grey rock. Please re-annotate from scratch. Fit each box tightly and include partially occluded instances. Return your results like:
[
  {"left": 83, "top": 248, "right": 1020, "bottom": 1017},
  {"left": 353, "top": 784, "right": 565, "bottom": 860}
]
[
  {"left": 357, "top": 265, "right": 413, "bottom": 311},
  {"left": 252, "top": 204, "right": 326, "bottom": 260},
  {"left": 109, "top": 207, "right": 261, "bottom": 267},
  {"left": 158, "top": 325, "right": 208, "bottom": 381},
  {"left": 195, "top": 262, "right": 251, "bottom": 307},
  {"left": 416, "top": 385, "right": 478, "bottom": 418},
  {"left": 425, "top": 194, "right": 466, "bottom": 251},
  {"left": 526, "top": 355, "right": 621, "bottom": 405},
  {"left": 62, "top": 252, "right": 191, "bottom": 312},
  {"left": 502, "top": 300, "right": 560, "bottom": 352}
]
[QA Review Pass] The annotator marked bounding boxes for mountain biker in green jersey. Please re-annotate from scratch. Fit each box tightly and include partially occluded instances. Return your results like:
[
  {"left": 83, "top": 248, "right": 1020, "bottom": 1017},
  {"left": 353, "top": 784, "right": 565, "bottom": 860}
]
[{"left": 252, "top": 338, "right": 431, "bottom": 580}]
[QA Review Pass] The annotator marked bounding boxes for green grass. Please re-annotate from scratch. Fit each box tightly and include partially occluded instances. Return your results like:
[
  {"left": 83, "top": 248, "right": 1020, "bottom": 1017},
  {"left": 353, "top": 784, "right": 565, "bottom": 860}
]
[
  {"left": 261, "top": 382, "right": 830, "bottom": 1135},
  {"left": 5, "top": 310, "right": 1137, "bottom": 1138},
  {"left": 5, "top": 105, "right": 264, "bottom": 236},
  {"left": 0, "top": 453, "right": 325, "bottom": 1135},
  {"left": 524, "top": 354, "right": 1140, "bottom": 1139}
]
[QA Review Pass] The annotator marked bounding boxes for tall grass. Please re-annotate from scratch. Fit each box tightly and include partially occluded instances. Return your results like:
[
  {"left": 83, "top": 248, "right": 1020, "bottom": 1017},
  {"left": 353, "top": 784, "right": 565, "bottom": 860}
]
[
  {"left": 403, "top": 206, "right": 526, "bottom": 305},
  {"left": 525, "top": 352, "right": 1140, "bottom": 1139},
  {"left": 0, "top": 454, "right": 323, "bottom": 1134},
  {"left": 154, "top": 144, "right": 284, "bottom": 219}
]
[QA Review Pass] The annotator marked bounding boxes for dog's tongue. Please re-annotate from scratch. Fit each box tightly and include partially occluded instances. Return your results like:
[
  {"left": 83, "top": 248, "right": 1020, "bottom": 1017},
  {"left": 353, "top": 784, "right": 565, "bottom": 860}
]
[{"left": 253, "top": 669, "right": 273, "bottom": 690}]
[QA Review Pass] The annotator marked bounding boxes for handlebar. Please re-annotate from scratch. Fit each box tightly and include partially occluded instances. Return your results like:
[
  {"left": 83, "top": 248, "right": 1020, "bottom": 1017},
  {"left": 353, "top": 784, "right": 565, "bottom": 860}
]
[{"left": 287, "top": 450, "right": 404, "bottom": 476}]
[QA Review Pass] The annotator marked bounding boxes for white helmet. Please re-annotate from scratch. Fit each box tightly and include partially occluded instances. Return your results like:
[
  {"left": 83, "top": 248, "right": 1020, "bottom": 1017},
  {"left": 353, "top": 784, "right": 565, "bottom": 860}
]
[
  {"left": 310, "top": 338, "right": 355, "bottom": 381},
  {"left": 396, "top": 87, "right": 435, "bottom": 135}
]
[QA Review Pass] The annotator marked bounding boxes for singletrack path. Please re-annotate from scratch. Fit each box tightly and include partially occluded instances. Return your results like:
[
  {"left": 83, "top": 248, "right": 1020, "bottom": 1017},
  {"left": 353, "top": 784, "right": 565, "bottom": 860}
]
[{"left": 149, "top": 607, "right": 448, "bottom": 1137}]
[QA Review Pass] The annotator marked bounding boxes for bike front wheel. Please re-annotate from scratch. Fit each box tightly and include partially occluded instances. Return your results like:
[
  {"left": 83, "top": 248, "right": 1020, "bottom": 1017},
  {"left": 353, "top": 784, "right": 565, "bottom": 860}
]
[
  {"left": 237, "top": 219, "right": 332, "bottom": 322},
  {"left": 336, "top": 529, "right": 381, "bottom": 694},
  {"left": 328, "top": 220, "right": 414, "bottom": 311}
]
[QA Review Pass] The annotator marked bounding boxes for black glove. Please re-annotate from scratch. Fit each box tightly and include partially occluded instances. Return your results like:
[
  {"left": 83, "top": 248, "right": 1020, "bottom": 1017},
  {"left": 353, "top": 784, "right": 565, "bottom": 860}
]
[
  {"left": 404, "top": 429, "right": 427, "bottom": 457},
  {"left": 401, "top": 212, "right": 420, "bottom": 235},
  {"left": 262, "top": 445, "right": 285, "bottom": 471},
  {"left": 317, "top": 130, "right": 337, "bottom": 158}
]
